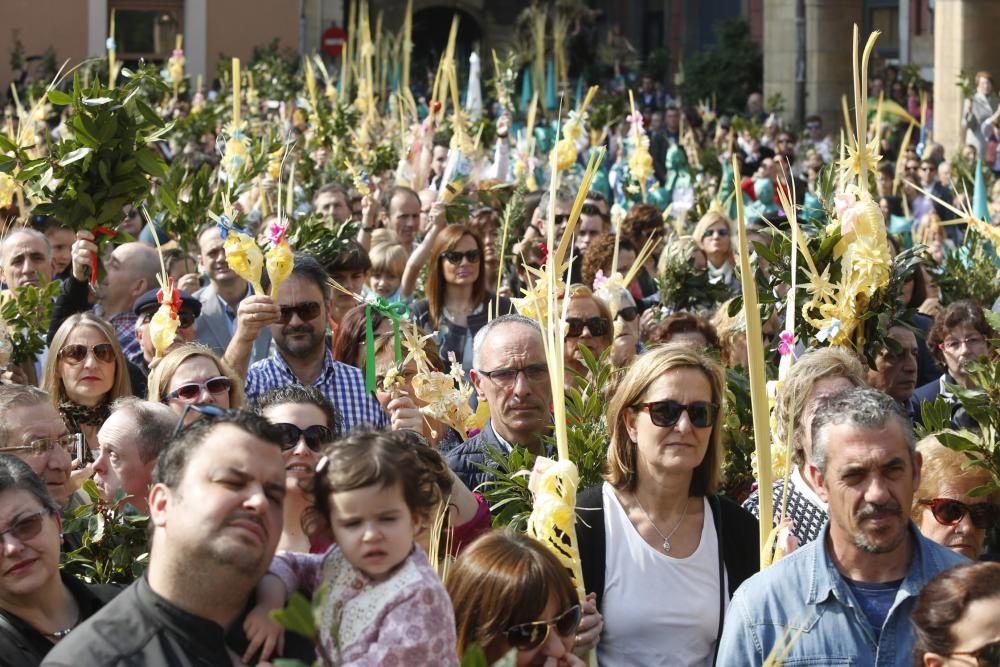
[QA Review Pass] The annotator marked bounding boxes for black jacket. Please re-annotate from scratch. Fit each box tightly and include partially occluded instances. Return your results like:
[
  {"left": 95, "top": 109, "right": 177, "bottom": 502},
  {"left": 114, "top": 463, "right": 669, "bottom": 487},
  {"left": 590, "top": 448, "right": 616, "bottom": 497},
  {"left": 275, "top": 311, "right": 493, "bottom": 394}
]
[
  {"left": 41, "top": 575, "right": 313, "bottom": 667},
  {"left": 575, "top": 484, "right": 759, "bottom": 612},
  {"left": 446, "top": 420, "right": 506, "bottom": 492},
  {"left": 0, "top": 573, "right": 118, "bottom": 667}
]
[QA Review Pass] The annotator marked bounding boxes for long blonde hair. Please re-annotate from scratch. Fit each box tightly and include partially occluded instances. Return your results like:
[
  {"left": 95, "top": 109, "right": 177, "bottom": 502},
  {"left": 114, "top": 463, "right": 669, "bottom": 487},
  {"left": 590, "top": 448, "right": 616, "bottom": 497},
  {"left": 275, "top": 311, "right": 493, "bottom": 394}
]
[
  {"left": 605, "top": 343, "right": 725, "bottom": 495},
  {"left": 42, "top": 313, "right": 132, "bottom": 405},
  {"left": 147, "top": 343, "right": 245, "bottom": 408}
]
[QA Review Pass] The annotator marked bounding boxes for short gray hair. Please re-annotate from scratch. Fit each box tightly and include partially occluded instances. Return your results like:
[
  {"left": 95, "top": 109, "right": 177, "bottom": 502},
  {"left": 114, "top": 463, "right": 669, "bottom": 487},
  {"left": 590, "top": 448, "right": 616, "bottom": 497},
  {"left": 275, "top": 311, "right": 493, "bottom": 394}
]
[
  {"left": 810, "top": 387, "right": 916, "bottom": 474},
  {"left": 0, "top": 385, "right": 51, "bottom": 448},
  {"left": 472, "top": 314, "right": 543, "bottom": 369},
  {"left": 0, "top": 228, "right": 51, "bottom": 264},
  {"left": 109, "top": 397, "right": 177, "bottom": 464}
]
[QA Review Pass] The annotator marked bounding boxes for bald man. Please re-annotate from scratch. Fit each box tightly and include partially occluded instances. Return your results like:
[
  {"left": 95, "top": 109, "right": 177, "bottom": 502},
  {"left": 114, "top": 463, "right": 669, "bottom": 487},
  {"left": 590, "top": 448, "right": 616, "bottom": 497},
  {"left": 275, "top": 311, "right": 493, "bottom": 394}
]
[
  {"left": 0, "top": 228, "right": 54, "bottom": 289},
  {"left": 47, "top": 231, "right": 160, "bottom": 364}
]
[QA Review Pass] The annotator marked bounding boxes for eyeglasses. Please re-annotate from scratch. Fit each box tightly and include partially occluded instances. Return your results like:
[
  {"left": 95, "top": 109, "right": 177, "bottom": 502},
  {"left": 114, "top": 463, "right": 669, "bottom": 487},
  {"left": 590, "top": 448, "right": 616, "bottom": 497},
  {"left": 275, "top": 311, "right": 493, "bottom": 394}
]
[
  {"left": 952, "top": 640, "right": 1000, "bottom": 666},
  {"left": 806, "top": 123, "right": 821, "bottom": 130},
  {"left": 940, "top": 335, "right": 987, "bottom": 353},
  {"left": 615, "top": 306, "right": 639, "bottom": 322},
  {"left": 704, "top": 228, "right": 730, "bottom": 238},
  {"left": 58, "top": 343, "right": 115, "bottom": 365},
  {"left": 278, "top": 301, "right": 322, "bottom": 324},
  {"left": 553, "top": 214, "right": 571, "bottom": 228},
  {"left": 274, "top": 423, "right": 334, "bottom": 452},
  {"left": 142, "top": 311, "right": 196, "bottom": 329},
  {"left": 442, "top": 250, "right": 481, "bottom": 265},
  {"left": 476, "top": 363, "right": 549, "bottom": 387},
  {"left": 164, "top": 376, "right": 232, "bottom": 401},
  {"left": 0, "top": 434, "right": 81, "bottom": 459},
  {"left": 170, "top": 403, "right": 234, "bottom": 439},
  {"left": 632, "top": 399, "right": 719, "bottom": 428},
  {"left": 504, "top": 605, "right": 582, "bottom": 652},
  {"left": 0, "top": 509, "right": 52, "bottom": 547},
  {"left": 918, "top": 498, "right": 999, "bottom": 530},
  {"left": 566, "top": 317, "right": 610, "bottom": 338},
  {"left": 919, "top": 166, "right": 934, "bottom": 172}
]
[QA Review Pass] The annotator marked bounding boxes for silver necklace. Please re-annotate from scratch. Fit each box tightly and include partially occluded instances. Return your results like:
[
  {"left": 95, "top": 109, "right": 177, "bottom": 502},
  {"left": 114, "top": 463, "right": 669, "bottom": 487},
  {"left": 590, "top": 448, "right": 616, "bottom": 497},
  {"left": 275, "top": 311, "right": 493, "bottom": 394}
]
[{"left": 633, "top": 493, "right": 691, "bottom": 553}]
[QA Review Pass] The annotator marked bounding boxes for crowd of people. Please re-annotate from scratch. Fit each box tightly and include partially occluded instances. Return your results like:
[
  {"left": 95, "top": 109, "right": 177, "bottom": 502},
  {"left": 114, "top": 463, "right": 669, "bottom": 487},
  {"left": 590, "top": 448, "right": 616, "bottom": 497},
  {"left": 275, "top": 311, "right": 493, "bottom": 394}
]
[{"left": 0, "top": 19, "right": 998, "bottom": 667}]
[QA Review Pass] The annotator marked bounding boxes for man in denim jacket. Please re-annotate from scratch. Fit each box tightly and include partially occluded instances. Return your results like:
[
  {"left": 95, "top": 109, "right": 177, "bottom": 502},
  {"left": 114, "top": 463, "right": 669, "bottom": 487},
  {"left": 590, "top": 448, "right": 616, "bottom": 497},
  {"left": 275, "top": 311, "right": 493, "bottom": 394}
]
[{"left": 717, "top": 388, "right": 967, "bottom": 666}]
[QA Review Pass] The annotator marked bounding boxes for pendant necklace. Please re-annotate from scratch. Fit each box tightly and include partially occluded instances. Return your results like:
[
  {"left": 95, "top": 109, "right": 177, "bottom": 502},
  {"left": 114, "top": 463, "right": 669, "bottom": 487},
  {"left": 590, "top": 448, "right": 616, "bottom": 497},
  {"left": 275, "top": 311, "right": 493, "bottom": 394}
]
[{"left": 633, "top": 493, "right": 691, "bottom": 553}]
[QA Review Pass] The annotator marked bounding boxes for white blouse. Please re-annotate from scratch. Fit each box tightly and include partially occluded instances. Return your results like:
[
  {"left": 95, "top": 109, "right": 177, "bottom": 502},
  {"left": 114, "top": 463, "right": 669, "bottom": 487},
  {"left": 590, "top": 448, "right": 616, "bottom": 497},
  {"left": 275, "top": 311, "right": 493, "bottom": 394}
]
[{"left": 597, "top": 482, "right": 725, "bottom": 667}]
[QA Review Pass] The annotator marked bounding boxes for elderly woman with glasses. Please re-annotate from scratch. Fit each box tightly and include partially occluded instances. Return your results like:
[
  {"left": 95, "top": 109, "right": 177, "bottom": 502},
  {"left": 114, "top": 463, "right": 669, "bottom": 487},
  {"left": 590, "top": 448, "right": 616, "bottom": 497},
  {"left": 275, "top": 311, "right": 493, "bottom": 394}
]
[
  {"left": 147, "top": 344, "right": 245, "bottom": 426},
  {"left": 0, "top": 454, "right": 118, "bottom": 666},
  {"left": 914, "top": 300, "right": 995, "bottom": 424},
  {"left": 449, "top": 531, "right": 589, "bottom": 666},
  {"left": 576, "top": 344, "right": 758, "bottom": 666},
  {"left": 412, "top": 224, "right": 512, "bottom": 373},
  {"left": 692, "top": 211, "right": 739, "bottom": 294},
  {"left": 912, "top": 561, "right": 1000, "bottom": 667},
  {"left": 41, "top": 313, "right": 132, "bottom": 463},
  {"left": 251, "top": 385, "right": 340, "bottom": 554},
  {"left": 911, "top": 436, "right": 999, "bottom": 561}
]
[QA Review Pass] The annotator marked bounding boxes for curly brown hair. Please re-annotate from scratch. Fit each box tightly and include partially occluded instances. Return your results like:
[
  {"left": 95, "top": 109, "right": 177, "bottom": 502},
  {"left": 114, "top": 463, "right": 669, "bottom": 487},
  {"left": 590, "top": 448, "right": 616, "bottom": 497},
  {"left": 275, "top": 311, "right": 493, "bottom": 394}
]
[
  {"left": 649, "top": 312, "right": 720, "bottom": 348},
  {"left": 581, "top": 233, "right": 636, "bottom": 289},
  {"left": 623, "top": 203, "right": 665, "bottom": 247}
]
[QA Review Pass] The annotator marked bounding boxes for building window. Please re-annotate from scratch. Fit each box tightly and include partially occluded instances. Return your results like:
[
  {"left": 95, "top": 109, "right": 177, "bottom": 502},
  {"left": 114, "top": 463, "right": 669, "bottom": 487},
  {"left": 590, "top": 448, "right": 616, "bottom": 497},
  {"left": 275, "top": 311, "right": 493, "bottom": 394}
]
[
  {"left": 869, "top": 7, "right": 899, "bottom": 52},
  {"left": 110, "top": 0, "right": 184, "bottom": 62}
]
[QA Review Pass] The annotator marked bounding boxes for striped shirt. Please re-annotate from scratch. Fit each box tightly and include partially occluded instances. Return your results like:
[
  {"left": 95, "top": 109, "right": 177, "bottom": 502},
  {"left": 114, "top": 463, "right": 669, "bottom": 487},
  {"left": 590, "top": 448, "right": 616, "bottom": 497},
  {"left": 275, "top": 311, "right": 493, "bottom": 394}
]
[{"left": 245, "top": 350, "right": 389, "bottom": 433}]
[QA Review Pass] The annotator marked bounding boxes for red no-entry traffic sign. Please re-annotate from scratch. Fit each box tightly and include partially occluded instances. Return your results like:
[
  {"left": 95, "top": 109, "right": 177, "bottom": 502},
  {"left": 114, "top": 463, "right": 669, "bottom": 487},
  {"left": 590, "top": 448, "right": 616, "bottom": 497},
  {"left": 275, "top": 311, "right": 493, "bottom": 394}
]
[{"left": 322, "top": 26, "right": 347, "bottom": 58}]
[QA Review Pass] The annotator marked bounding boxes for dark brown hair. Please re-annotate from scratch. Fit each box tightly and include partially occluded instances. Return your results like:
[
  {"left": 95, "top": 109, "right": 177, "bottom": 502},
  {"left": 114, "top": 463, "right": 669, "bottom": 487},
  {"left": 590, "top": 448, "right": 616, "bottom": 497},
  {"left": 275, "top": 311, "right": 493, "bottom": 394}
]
[
  {"left": 425, "top": 225, "right": 487, "bottom": 329},
  {"left": 331, "top": 305, "right": 387, "bottom": 369},
  {"left": 448, "top": 531, "right": 578, "bottom": 662},
  {"left": 311, "top": 430, "right": 452, "bottom": 528},
  {"left": 623, "top": 203, "right": 664, "bottom": 247},
  {"left": 926, "top": 299, "right": 993, "bottom": 367},
  {"left": 911, "top": 562, "right": 1000, "bottom": 665}
]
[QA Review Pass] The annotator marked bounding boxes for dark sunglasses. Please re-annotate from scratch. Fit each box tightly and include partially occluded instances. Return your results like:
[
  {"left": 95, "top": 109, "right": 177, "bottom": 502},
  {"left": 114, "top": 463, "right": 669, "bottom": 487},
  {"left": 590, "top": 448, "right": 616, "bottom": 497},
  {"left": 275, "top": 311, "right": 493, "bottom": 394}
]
[
  {"left": 553, "top": 213, "right": 570, "bottom": 227},
  {"left": 565, "top": 317, "right": 610, "bottom": 338},
  {"left": 442, "top": 250, "right": 481, "bottom": 265},
  {"left": 632, "top": 399, "right": 720, "bottom": 428},
  {"left": 0, "top": 509, "right": 52, "bottom": 546},
  {"left": 143, "top": 310, "right": 196, "bottom": 329},
  {"left": 278, "top": 301, "right": 322, "bottom": 324},
  {"left": 615, "top": 306, "right": 639, "bottom": 322},
  {"left": 918, "top": 498, "right": 999, "bottom": 530},
  {"left": 165, "top": 376, "right": 232, "bottom": 401},
  {"left": 704, "top": 228, "right": 730, "bottom": 237},
  {"left": 504, "top": 604, "right": 582, "bottom": 652},
  {"left": 952, "top": 640, "right": 1000, "bottom": 666},
  {"left": 274, "top": 423, "right": 334, "bottom": 452},
  {"left": 59, "top": 343, "right": 115, "bottom": 365}
]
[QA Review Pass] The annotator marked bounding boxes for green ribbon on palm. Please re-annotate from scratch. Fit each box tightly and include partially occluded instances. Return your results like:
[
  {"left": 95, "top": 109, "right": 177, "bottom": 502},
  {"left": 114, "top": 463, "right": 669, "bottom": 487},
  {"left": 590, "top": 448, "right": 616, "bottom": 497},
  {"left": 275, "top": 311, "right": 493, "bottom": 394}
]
[{"left": 364, "top": 296, "right": 410, "bottom": 393}]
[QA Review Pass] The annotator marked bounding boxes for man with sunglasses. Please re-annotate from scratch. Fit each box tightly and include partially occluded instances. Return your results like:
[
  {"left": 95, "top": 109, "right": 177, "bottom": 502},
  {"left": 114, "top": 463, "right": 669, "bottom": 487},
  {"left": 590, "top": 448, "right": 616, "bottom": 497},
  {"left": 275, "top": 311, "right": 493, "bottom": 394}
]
[
  {"left": 130, "top": 287, "right": 202, "bottom": 372},
  {"left": 718, "top": 388, "right": 967, "bottom": 666},
  {"left": 447, "top": 314, "right": 552, "bottom": 491},
  {"left": 244, "top": 254, "right": 389, "bottom": 434}
]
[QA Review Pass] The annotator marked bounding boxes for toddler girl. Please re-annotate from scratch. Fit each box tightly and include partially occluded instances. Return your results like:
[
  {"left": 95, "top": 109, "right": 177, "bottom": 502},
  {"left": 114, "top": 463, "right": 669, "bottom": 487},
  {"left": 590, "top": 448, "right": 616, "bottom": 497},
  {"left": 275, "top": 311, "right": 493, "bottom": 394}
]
[
  {"left": 365, "top": 242, "right": 407, "bottom": 303},
  {"left": 244, "top": 430, "right": 459, "bottom": 665}
]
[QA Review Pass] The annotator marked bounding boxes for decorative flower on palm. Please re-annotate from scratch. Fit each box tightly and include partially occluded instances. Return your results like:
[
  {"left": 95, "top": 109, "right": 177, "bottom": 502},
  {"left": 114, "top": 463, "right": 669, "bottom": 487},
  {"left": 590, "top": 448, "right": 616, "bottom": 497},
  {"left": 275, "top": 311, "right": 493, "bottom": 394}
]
[
  {"left": 265, "top": 218, "right": 294, "bottom": 300},
  {"left": 167, "top": 48, "right": 185, "bottom": 90},
  {"left": 0, "top": 173, "right": 16, "bottom": 209},
  {"left": 223, "top": 228, "right": 265, "bottom": 296},
  {"left": 149, "top": 278, "right": 181, "bottom": 358}
]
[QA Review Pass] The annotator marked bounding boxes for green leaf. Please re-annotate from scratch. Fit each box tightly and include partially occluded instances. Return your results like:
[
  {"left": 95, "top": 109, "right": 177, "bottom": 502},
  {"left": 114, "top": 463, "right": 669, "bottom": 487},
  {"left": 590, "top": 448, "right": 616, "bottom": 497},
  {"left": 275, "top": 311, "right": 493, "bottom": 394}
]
[
  {"left": 0, "top": 154, "right": 15, "bottom": 173},
  {"left": 58, "top": 146, "right": 92, "bottom": 166},
  {"left": 0, "top": 134, "right": 17, "bottom": 152},
  {"left": 967, "top": 483, "right": 998, "bottom": 498},
  {"left": 270, "top": 592, "right": 317, "bottom": 640},
  {"left": 47, "top": 89, "right": 72, "bottom": 106},
  {"left": 135, "top": 148, "right": 166, "bottom": 179}
]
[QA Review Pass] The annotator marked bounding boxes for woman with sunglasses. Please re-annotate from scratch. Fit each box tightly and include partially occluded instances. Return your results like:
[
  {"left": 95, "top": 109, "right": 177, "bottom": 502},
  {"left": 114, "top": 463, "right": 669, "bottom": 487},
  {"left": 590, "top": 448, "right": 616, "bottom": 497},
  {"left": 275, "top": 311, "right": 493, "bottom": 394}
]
[
  {"left": 576, "top": 343, "right": 758, "bottom": 666},
  {"left": 147, "top": 344, "right": 245, "bottom": 426},
  {"left": 911, "top": 437, "right": 998, "bottom": 561},
  {"left": 912, "top": 561, "right": 1000, "bottom": 667},
  {"left": 449, "top": 531, "right": 588, "bottom": 666},
  {"left": 592, "top": 282, "right": 642, "bottom": 369},
  {"left": 412, "top": 224, "right": 512, "bottom": 374},
  {"left": 564, "top": 285, "right": 613, "bottom": 385},
  {"left": 41, "top": 313, "right": 132, "bottom": 464},
  {"left": 692, "top": 211, "right": 739, "bottom": 294},
  {"left": 0, "top": 454, "right": 118, "bottom": 666},
  {"left": 251, "top": 385, "right": 340, "bottom": 554}
]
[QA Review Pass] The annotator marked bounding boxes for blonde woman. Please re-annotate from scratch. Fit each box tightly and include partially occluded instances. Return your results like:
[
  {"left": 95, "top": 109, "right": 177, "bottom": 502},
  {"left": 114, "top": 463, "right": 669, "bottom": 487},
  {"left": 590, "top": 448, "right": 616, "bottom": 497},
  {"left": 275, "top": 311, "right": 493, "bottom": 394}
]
[
  {"left": 576, "top": 344, "right": 758, "bottom": 666},
  {"left": 147, "top": 343, "right": 245, "bottom": 425},
  {"left": 692, "top": 211, "right": 739, "bottom": 293},
  {"left": 564, "top": 284, "right": 613, "bottom": 385},
  {"left": 42, "top": 312, "right": 132, "bottom": 458}
]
